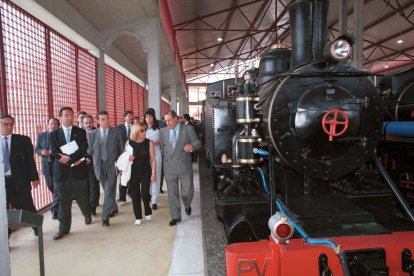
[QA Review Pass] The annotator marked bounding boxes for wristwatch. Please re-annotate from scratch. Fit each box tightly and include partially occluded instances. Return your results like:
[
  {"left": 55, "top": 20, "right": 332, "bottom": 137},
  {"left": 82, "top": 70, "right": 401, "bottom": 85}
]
[
  {"left": 67, "top": 155, "right": 71, "bottom": 161},
  {"left": 152, "top": 170, "right": 156, "bottom": 173}
]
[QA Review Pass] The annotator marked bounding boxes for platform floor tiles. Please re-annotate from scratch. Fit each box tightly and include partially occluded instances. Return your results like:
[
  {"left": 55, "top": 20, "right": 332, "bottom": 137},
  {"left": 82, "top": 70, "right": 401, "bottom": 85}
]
[{"left": 8, "top": 163, "right": 205, "bottom": 276}]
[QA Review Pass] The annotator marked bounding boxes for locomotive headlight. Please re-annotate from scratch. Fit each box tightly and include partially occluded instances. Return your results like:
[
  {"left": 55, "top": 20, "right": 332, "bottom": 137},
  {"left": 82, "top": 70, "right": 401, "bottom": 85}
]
[
  {"left": 323, "top": 34, "right": 356, "bottom": 63},
  {"left": 330, "top": 39, "right": 351, "bottom": 60},
  {"left": 268, "top": 212, "right": 294, "bottom": 244}
]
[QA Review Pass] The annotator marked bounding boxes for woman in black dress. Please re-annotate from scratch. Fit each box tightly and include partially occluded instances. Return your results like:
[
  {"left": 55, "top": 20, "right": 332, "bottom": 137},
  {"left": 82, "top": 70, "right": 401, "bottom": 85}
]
[{"left": 125, "top": 122, "right": 156, "bottom": 226}]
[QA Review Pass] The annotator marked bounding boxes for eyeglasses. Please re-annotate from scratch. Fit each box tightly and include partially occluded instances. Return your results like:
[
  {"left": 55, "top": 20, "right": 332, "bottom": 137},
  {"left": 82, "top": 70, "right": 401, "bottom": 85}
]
[{"left": 140, "top": 129, "right": 147, "bottom": 133}]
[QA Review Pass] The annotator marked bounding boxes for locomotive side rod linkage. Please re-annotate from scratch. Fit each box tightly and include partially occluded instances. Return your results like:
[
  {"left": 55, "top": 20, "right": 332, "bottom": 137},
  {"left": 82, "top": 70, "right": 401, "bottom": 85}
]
[{"left": 371, "top": 153, "right": 414, "bottom": 223}]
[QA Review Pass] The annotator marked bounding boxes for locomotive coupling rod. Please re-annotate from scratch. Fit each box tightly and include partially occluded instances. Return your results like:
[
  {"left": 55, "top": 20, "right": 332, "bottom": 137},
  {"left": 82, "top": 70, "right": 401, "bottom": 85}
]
[{"left": 371, "top": 154, "right": 414, "bottom": 223}]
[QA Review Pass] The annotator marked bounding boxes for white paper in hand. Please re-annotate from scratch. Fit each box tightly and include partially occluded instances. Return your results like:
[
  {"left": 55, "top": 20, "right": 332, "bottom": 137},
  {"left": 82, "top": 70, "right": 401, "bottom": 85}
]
[
  {"left": 60, "top": 141, "right": 85, "bottom": 167},
  {"left": 60, "top": 140, "right": 79, "bottom": 155}
]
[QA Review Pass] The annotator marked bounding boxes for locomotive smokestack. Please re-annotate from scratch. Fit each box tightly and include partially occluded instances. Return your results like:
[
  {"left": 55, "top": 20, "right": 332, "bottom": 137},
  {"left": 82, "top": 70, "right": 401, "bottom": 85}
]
[{"left": 289, "top": 0, "right": 329, "bottom": 69}]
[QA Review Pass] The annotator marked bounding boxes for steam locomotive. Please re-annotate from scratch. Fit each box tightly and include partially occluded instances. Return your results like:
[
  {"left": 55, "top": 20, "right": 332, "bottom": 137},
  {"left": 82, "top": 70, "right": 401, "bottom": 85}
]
[{"left": 202, "top": 0, "right": 414, "bottom": 275}]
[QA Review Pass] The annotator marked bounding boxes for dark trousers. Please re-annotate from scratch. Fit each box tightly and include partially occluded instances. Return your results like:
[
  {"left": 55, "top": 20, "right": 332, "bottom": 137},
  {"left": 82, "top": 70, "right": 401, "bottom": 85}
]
[
  {"left": 118, "top": 180, "right": 130, "bottom": 200},
  {"left": 191, "top": 150, "right": 198, "bottom": 162},
  {"left": 55, "top": 173, "right": 91, "bottom": 232},
  {"left": 88, "top": 169, "right": 100, "bottom": 210},
  {"left": 5, "top": 176, "right": 37, "bottom": 236},
  {"left": 44, "top": 163, "right": 59, "bottom": 214},
  {"left": 100, "top": 160, "right": 118, "bottom": 221},
  {"left": 130, "top": 173, "right": 152, "bottom": 220},
  {"left": 160, "top": 162, "right": 164, "bottom": 191}
]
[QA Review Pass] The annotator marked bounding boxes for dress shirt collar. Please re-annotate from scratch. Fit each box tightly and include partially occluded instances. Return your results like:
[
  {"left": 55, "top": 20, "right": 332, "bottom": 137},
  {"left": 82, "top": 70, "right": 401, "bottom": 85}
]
[
  {"left": 100, "top": 127, "right": 109, "bottom": 137},
  {"left": 62, "top": 125, "right": 73, "bottom": 136},
  {"left": 125, "top": 122, "right": 132, "bottom": 129},
  {"left": 2, "top": 133, "right": 12, "bottom": 140}
]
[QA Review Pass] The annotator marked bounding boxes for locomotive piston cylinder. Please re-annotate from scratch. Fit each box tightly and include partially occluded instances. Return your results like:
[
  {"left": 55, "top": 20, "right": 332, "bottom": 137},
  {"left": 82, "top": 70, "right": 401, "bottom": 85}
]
[
  {"left": 236, "top": 96, "right": 260, "bottom": 123},
  {"left": 237, "top": 137, "right": 263, "bottom": 164}
]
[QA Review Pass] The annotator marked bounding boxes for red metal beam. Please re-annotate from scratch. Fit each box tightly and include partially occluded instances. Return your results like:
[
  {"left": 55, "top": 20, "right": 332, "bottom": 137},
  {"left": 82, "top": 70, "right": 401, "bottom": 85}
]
[
  {"left": 245, "top": 0, "right": 295, "bottom": 61},
  {"left": 210, "top": 0, "right": 239, "bottom": 73},
  {"left": 228, "top": 0, "right": 272, "bottom": 67},
  {"left": 181, "top": 29, "right": 269, "bottom": 59},
  {"left": 183, "top": 39, "right": 286, "bottom": 74},
  {"left": 385, "top": 0, "right": 414, "bottom": 26},
  {"left": 374, "top": 60, "right": 414, "bottom": 74},
  {"left": 174, "top": 0, "right": 264, "bottom": 29},
  {"left": 362, "top": 1, "right": 414, "bottom": 34},
  {"left": 363, "top": 44, "right": 414, "bottom": 66}
]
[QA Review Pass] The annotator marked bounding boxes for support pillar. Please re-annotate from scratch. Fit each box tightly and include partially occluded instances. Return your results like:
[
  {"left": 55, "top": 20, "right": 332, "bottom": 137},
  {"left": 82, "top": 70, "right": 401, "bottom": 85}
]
[
  {"left": 99, "top": 18, "right": 163, "bottom": 116},
  {"left": 339, "top": 0, "right": 348, "bottom": 36},
  {"left": 97, "top": 49, "right": 106, "bottom": 110},
  {"left": 0, "top": 145, "right": 11, "bottom": 276},
  {"left": 352, "top": 0, "right": 364, "bottom": 70},
  {"left": 143, "top": 81, "right": 147, "bottom": 111},
  {"left": 172, "top": 83, "right": 178, "bottom": 112},
  {"left": 146, "top": 20, "right": 162, "bottom": 117},
  {"left": 179, "top": 86, "right": 185, "bottom": 116},
  {"left": 164, "top": 66, "right": 178, "bottom": 113}
]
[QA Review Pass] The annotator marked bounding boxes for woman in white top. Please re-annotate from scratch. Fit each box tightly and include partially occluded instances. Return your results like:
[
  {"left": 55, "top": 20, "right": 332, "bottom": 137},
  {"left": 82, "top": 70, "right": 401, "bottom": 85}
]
[{"left": 145, "top": 110, "right": 162, "bottom": 210}]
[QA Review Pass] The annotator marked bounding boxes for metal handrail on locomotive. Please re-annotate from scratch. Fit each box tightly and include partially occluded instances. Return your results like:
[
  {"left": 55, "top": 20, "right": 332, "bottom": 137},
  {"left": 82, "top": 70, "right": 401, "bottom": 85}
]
[{"left": 202, "top": 0, "right": 414, "bottom": 275}]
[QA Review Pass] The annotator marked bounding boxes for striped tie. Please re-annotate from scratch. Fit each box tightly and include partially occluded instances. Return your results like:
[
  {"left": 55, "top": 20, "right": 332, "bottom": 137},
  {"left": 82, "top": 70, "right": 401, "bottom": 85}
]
[{"left": 171, "top": 129, "right": 177, "bottom": 149}]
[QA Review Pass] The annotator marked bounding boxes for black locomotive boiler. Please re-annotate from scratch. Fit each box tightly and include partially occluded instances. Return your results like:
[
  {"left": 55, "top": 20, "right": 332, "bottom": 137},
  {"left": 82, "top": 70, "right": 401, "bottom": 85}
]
[{"left": 203, "top": 0, "right": 414, "bottom": 275}]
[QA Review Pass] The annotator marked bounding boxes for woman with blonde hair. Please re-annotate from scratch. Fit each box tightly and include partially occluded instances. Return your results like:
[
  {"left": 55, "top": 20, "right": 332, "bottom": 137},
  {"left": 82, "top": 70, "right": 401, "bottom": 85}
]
[{"left": 125, "top": 122, "right": 156, "bottom": 225}]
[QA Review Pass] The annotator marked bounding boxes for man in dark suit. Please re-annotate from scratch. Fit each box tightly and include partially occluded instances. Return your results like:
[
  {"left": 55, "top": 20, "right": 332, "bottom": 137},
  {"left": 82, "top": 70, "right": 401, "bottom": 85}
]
[
  {"left": 83, "top": 114, "right": 99, "bottom": 216},
  {"left": 2, "top": 114, "right": 40, "bottom": 236},
  {"left": 35, "top": 117, "right": 60, "bottom": 219},
  {"left": 160, "top": 110, "right": 201, "bottom": 226},
  {"left": 88, "top": 111, "right": 124, "bottom": 226},
  {"left": 49, "top": 107, "right": 92, "bottom": 240},
  {"left": 116, "top": 110, "right": 133, "bottom": 202}
]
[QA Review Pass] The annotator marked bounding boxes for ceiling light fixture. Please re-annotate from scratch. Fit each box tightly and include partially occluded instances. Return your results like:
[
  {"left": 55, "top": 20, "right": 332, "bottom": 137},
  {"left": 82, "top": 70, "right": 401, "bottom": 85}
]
[
  {"left": 397, "top": 37, "right": 403, "bottom": 44},
  {"left": 217, "top": 37, "right": 223, "bottom": 41},
  {"left": 384, "top": 62, "right": 389, "bottom": 68},
  {"left": 210, "top": 63, "right": 214, "bottom": 66}
]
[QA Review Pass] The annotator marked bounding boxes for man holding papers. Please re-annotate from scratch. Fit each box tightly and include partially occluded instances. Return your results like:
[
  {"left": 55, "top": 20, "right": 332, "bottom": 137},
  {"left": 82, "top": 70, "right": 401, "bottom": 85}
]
[
  {"left": 87, "top": 111, "right": 124, "bottom": 226},
  {"left": 49, "top": 107, "right": 92, "bottom": 240}
]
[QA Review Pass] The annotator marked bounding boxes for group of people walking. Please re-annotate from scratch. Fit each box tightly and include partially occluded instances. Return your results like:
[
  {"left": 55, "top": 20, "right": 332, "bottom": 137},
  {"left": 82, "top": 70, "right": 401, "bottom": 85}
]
[{"left": 3, "top": 106, "right": 201, "bottom": 240}]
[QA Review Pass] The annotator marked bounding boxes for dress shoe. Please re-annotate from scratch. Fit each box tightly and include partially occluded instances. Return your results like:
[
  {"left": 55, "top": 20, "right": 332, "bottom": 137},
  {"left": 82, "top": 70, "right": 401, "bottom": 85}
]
[
  {"left": 117, "top": 198, "right": 126, "bottom": 203},
  {"left": 159, "top": 189, "right": 164, "bottom": 194},
  {"left": 33, "top": 228, "right": 38, "bottom": 236},
  {"left": 134, "top": 219, "right": 142, "bottom": 226},
  {"left": 51, "top": 212, "right": 58, "bottom": 220},
  {"left": 102, "top": 220, "right": 110, "bottom": 227},
  {"left": 91, "top": 209, "right": 97, "bottom": 216},
  {"left": 169, "top": 219, "right": 181, "bottom": 226},
  {"left": 53, "top": 230, "right": 69, "bottom": 240},
  {"left": 152, "top": 204, "right": 157, "bottom": 210},
  {"left": 185, "top": 206, "right": 192, "bottom": 216},
  {"left": 85, "top": 215, "right": 92, "bottom": 225},
  {"left": 110, "top": 210, "right": 118, "bottom": 217}
]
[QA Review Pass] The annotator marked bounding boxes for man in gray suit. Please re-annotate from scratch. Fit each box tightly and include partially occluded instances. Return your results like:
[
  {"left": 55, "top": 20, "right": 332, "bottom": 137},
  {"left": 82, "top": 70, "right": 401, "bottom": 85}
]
[
  {"left": 160, "top": 110, "right": 201, "bottom": 226},
  {"left": 87, "top": 111, "right": 124, "bottom": 226}
]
